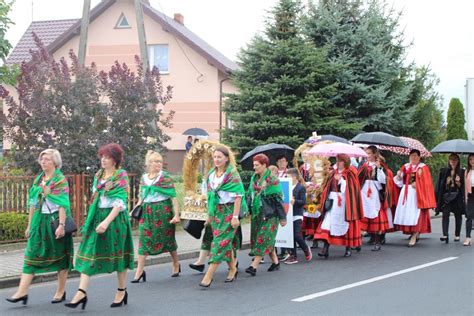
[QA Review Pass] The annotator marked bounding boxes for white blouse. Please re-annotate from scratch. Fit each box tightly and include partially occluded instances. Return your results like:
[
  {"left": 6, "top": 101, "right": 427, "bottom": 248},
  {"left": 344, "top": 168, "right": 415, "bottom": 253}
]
[
  {"left": 208, "top": 172, "right": 242, "bottom": 204},
  {"left": 41, "top": 198, "right": 60, "bottom": 214},
  {"left": 142, "top": 172, "right": 169, "bottom": 203},
  {"left": 96, "top": 179, "right": 125, "bottom": 211}
]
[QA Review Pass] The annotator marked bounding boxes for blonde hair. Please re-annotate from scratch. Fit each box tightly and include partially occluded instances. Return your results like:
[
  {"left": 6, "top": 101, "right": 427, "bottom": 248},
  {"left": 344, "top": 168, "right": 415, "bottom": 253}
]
[
  {"left": 38, "top": 149, "right": 62, "bottom": 169},
  {"left": 145, "top": 151, "right": 163, "bottom": 169},
  {"left": 268, "top": 165, "right": 278, "bottom": 176}
]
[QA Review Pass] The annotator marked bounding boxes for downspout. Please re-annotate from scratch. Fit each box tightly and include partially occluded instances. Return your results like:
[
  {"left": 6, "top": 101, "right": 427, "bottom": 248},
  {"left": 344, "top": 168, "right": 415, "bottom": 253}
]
[{"left": 219, "top": 77, "right": 230, "bottom": 141}]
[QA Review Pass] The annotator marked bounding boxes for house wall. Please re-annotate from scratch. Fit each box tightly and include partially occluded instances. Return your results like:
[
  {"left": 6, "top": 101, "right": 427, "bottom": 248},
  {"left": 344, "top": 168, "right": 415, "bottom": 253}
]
[{"left": 3, "top": 0, "right": 238, "bottom": 173}]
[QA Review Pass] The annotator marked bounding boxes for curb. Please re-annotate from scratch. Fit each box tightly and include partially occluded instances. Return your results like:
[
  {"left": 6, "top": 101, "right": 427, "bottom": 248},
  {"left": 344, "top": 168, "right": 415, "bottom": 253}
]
[{"left": 0, "top": 243, "right": 251, "bottom": 290}]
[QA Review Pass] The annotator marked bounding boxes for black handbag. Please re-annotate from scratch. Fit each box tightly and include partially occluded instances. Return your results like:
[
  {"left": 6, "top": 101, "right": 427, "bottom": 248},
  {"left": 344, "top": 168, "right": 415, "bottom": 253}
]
[
  {"left": 443, "top": 191, "right": 458, "bottom": 204},
  {"left": 261, "top": 197, "right": 276, "bottom": 220},
  {"left": 183, "top": 220, "right": 205, "bottom": 239},
  {"left": 324, "top": 198, "right": 334, "bottom": 211},
  {"left": 131, "top": 176, "right": 160, "bottom": 220},
  {"left": 51, "top": 216, "right": 77, "bottom": 235},
  {"left": 44, "top": 201, "right": 77, "bottom": 235},
  {"left": 130, "top": 204, "right": 143, "bottom": 220}
]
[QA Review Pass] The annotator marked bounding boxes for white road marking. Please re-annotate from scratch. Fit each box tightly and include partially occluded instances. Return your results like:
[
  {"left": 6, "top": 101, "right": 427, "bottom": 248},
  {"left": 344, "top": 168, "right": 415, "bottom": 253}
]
[{"left": 292, "top": 256, "right": 458, "bottom": 302}]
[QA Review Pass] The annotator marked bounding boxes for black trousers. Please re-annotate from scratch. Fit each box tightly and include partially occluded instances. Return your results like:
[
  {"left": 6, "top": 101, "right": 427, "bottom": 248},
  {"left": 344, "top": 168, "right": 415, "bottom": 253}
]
[
  {"left": 442, "top": 209, "right": 462, "bottom": 237},
  {"left": 291, "top": 219, "right": 309, "bottom": 257}
]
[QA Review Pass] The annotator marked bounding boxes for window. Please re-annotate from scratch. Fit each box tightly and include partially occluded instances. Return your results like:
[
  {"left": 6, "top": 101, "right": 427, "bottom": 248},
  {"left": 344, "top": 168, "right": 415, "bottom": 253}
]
[
  {"left": 148, "top": 44, "right": 169, "bottom": 73},
  {"left": 115, "top": 13, "right": 131, "bottom": 29}
]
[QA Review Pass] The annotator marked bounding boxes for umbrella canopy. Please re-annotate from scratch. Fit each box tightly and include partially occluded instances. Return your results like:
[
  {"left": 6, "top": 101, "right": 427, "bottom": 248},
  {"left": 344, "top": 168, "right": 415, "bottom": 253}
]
[
  {"left": 307, "top": 142, "right": 368, "bottom": 158},
  {"left": 351, "top": 132, "right": 407, "bottom": 148},
  {"left": 305, "top": 134, "right": 350, "bottom": 144},
  {"left": 182, "top": 127, "right": 209, "bottom": 137},
  {"left": 240, "top": 143, "right": 294, "bottom": 170},
  {"left": 431, "top": 139, "right": 474, "bottom": 154},
  {"left": 379, "top": 136, "right": 432, "bottom": 157}
]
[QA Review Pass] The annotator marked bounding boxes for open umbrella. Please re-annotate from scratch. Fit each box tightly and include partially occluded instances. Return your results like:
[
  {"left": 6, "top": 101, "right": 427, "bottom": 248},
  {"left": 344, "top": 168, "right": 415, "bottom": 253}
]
[
  {"left": 431, "top": 139, "right": 474, "bottom": 154},
  {"left": 305, "top": 134, "right": 350, "bottom": 144},
  {"left": 379, "top": 136, "right": 432, "bottom": 157},
  {"left": 182, "top": 127, "right": 209, "bottom": 137},
  {"left": 307, "top": 142, "right": 368, "bottom": 158},
  {"left": 240, "top": 143, "right": 294, "bottom": 170},
  {"left": 351, "top": 132, "right": 407, "bottom": 148}
]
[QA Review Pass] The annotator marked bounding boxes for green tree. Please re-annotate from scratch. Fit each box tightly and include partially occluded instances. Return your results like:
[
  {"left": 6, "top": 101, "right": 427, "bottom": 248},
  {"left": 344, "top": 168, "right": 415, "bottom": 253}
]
[
  {"left": 0, "top": 34, "right": 173, "bottom": 173},
  {"left": 304, "top": 0, "right": 441, "bottom": 140},
  {"left": 223, "top": 0, "right": 340, "bottom": 155},
  {"left": 446, "top": 97, "right": 467, "bottom": 140},
  {"left": 0, "top": 0, "right": 18, "bottom": 85}
]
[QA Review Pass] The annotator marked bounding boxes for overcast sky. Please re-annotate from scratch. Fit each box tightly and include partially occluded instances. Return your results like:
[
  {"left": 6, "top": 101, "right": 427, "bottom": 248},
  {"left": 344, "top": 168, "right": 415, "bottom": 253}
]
[{"left": 4, "top": 0, "right": 474, "bottom": 114}]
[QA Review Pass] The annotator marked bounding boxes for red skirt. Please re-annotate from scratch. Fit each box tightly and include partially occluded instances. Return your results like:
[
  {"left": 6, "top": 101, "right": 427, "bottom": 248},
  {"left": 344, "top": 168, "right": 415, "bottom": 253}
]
[
  {"left": 394, "top": 209, "right": 431, "bottom": 235},
  {"left": 302, "top": 217, "right": 319, "bottom": 235},
  {"left": 360, "top": 209, "right": 390, "bottom": 233},
  {"left": 314, "top": 219, "right": 362, "bottom": 248}
]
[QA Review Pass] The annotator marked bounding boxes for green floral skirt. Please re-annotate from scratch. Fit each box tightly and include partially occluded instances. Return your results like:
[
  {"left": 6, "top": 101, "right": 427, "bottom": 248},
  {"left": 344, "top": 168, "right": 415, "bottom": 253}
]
[
  {"left": 75, "top": 208, "right": 134, "bottom": 276},
  {"left": 138, "top": 200, "right": 177, "bottom": 256},
  {"left": 23, "top": 212, "right": 74, "bottom": 274},
  {"left": 209, "top": 203, "right": 237, "bottom": 264},
  {"left": 250, "top": 213, "right": 279, "bottom": 256}
]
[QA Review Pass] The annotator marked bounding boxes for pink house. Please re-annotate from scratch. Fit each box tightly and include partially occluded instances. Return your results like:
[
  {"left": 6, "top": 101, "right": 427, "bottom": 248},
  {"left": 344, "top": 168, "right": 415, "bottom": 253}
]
[{"left": 2, "top": 0, "right": 238, "bottom": 172}]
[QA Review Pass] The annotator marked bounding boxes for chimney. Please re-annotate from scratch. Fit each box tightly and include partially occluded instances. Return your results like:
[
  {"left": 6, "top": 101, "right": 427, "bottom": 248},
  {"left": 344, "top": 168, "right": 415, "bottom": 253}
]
[{"left": 174, "top": 13, "right": 184, "bottom": 25}]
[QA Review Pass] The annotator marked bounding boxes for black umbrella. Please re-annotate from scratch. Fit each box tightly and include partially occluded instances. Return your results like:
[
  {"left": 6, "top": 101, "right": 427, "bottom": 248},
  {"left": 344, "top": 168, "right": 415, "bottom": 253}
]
[
  {"left": 351, "top": 132, "right": 407, "bottom": 148},
  {"left": 240, "top": 143, "right": 294, "bottom": 170},
  {"left": 305, "top": 134, "right": 350, "bottom": 144},
  {"left": 182, "top": 127, "right": 209, "bottom": 137},
  {"left": 431, "top": 139, "right": 474, "bottom": 154}
]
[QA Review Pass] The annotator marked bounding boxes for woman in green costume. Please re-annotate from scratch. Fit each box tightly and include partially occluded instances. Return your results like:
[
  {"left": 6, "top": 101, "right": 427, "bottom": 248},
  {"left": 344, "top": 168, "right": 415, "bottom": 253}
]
[
  {"left": 199, "top": 146, "right": 246, "bottom": 287},
  {"left": 66, "top": 143, "right": 134, "bottom": 310},
  {"left": 131, "top": 151, "right": 181, "bottom": 283},
  {"left": 245, "top": 154, "right": 287, "bottom": 276},
  {"left": 6, "top": 149, "right": 73, "bottom": 305}
]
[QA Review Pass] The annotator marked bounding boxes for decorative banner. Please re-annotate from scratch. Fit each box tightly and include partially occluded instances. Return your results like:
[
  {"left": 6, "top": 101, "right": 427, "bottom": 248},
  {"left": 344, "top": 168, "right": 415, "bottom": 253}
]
[{"left": 275, "top": 178, "right": 294, "bottom": 248}]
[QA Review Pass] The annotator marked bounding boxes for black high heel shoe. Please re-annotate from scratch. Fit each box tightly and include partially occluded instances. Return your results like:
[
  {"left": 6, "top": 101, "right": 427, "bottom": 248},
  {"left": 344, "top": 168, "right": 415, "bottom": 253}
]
[
  {"left": 51, "top": 292, "right": 66, "bottom": 304},
  {"left": 245, "top": 266, "right": 257, "bottom": 276},
  {"left": 189, "top": 263, "right": 205, "bottom": 272},
  {"left": 440, "top": 236, "right": 449, "bottom": 244},
  {"left": 65, "top": 289, "right": 87, "bottom": 310},
  {"left": 171, "top": 264, "right": 181, "bottom": 277},
  {"left": 6, "top": 294, "right": 28, "bottom": 305},
  {"left": 267, "top": 262, "right": 280, "bottom": 272},
  {"left": 131, "top": 270, "right": 146, "bottom": 283},
  {"left": 199, "top": 279, "right": 213, "bottom": 288},
  {"left": 225, "top": 271, "right": 238, "bottom": 283},
  {"left": 110, "top": 288, "right": 128, "bottom": 308},
  {"left": 344, "top": 249, "right": 352, "bottom": 257}
]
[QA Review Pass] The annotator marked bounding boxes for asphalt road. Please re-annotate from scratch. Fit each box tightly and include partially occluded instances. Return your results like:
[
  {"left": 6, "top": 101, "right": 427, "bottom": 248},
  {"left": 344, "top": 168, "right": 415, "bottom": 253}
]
[{"left": 1, "top": 217, "right": 473, "bottom": 315}]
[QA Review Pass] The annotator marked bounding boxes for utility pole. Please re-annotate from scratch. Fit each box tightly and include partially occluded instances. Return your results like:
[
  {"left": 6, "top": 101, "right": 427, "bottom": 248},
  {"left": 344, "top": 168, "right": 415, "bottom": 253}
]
[
  {"left": 78, "top": 0, "right": 91, "bottom": 67},
  {"left": 134, "top": 0, "right": 149, "bottom": 71},
  {"left": 134, "top": 0, "right": 156, "bottom": 138}
]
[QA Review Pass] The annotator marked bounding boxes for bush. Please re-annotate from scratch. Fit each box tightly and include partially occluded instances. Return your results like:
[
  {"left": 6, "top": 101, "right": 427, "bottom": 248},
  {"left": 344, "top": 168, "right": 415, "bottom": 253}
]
[{"left": 0, "top": 212, "right": 28, "bottom": 241}]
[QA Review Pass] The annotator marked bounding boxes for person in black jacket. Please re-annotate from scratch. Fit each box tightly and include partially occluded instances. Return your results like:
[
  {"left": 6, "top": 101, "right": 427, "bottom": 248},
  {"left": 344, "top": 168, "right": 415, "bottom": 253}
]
[
  {"left": 435, "top": 153, "right": 465, "bottom": 243},
  {"left": 284, "top": 168, "right": 312, "bottom": 264}
]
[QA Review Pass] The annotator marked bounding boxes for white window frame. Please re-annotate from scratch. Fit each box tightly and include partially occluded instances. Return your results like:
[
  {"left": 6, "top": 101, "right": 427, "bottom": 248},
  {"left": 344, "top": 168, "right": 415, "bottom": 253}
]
[
  {"left": 148, "top": 44, "right": 169, "bottom": 74},
  {"left": 115, "top": 12, "right": 131, "bottom": 29}
]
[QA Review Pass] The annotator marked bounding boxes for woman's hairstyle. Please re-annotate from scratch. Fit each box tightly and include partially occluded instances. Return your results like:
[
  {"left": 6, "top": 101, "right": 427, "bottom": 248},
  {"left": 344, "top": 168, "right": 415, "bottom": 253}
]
[
  {"left": 145, "top": 150, "right": 163, "bottom": 168},
  {"left": 409, "top": 149, "right": 421, "bottom": 157},
  {"left": 214, "top": 146, "right": 231, "bottom": 166},
  {"left": 336, "top": 154, "right": 351, "bottom": 168},
  {"left": 467, "top": 154, "right": 474, "bottom": 173},
  {"left": 287, "top": 167, "right": 304, "bottom": 184},
  {"left": 366, "top": 145, "right": 385, "bottom": 162},
  {"left": 98, "top": 143, "right": 124, "bottom": 168},
  {"left": 38, "top": 149, "right": 62, "bottom": 169},
  {"left": 268, "top": 165, "right": 278, "bottom": 176},
  {"left": 253, "top": 153, "right": 269, "bottom": 167}
]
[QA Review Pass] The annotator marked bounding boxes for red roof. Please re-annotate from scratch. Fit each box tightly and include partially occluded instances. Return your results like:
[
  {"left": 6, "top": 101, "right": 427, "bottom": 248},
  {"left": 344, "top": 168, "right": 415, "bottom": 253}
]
[{"left": 5, "top": 19, "right": 77, "bottom": 66}]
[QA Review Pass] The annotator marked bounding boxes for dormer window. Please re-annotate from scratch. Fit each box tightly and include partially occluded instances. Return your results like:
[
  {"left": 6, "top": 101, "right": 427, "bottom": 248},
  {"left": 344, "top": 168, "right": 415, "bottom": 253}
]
[{"left": 115, "top": 13, "right": 131, "bottom": 29}]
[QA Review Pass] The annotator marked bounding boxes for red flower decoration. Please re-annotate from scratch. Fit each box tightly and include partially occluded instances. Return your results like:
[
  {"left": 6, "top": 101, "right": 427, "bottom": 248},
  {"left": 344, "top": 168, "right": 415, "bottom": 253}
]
[
  {"left": 213, "top": 229, "right": 220, "bottom": 237},
  {"left": 219, "top": 239, "right": 230, "bottom": 247},
  {"left": 224, "top": 214, "right": 233, "bottom": 222},
  {"left": 145, "top": 230, "right": 152, "bottom": 237}
]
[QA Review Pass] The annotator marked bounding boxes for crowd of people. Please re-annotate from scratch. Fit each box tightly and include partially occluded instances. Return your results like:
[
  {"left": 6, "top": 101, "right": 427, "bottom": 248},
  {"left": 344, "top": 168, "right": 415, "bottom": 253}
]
[{"left": 5, "top": 143, "right": 473, "bottom": 309}]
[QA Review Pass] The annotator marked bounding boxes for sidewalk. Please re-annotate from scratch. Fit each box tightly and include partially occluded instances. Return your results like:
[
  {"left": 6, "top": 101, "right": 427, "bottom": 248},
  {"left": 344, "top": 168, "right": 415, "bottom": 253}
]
[{"left": 0, "top": 223, "right": 251, "bottom": 289}]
